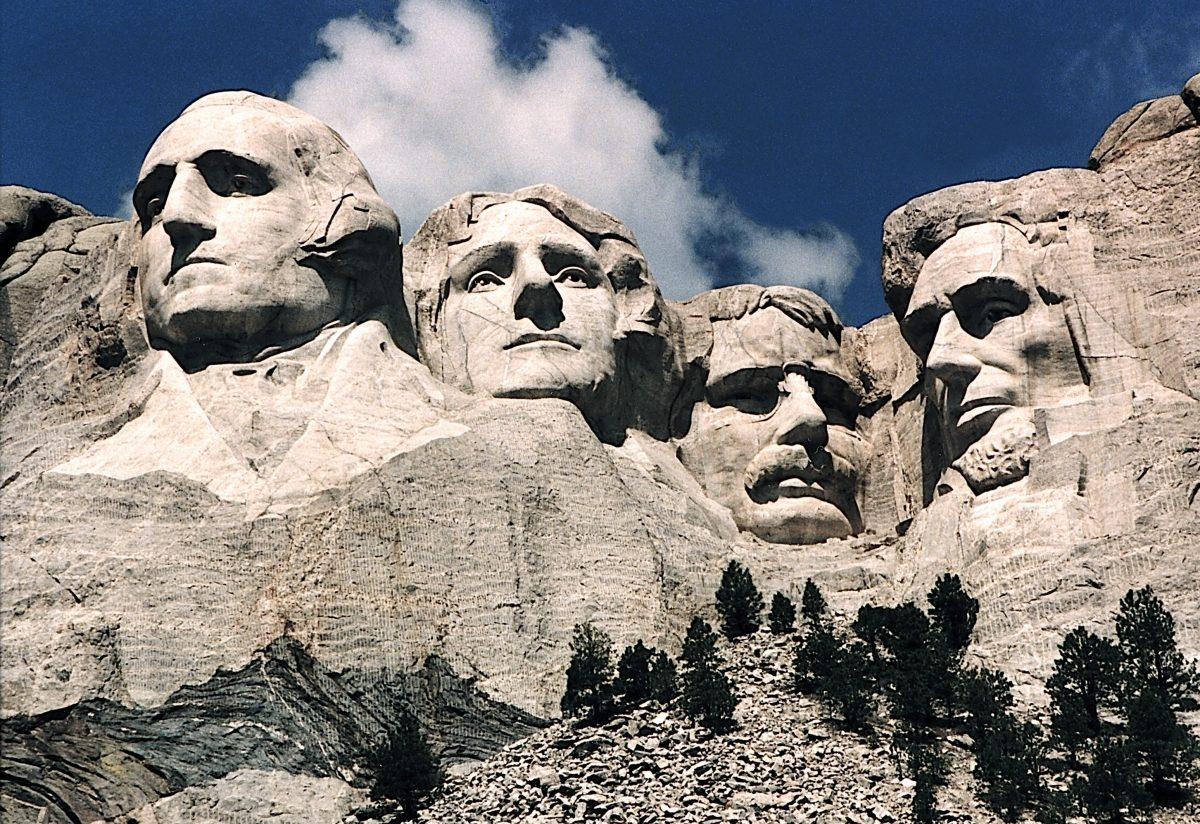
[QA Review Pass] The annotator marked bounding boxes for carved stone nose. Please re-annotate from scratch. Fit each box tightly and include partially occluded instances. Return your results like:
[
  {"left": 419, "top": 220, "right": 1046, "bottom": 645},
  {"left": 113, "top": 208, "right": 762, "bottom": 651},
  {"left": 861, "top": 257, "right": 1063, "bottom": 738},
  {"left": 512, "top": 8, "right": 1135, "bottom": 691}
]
[
  {"left": 162, "top": 166, "right": 216, "bottom": 245},
  {"left": 773, "top": 374, "right": 828, "bottom": 448},
  {"left": 511, "top": 256, "right": 564, "bottom": 330},
  {"left": 925, "top": 313, "right": 981, "bottom": 387}
]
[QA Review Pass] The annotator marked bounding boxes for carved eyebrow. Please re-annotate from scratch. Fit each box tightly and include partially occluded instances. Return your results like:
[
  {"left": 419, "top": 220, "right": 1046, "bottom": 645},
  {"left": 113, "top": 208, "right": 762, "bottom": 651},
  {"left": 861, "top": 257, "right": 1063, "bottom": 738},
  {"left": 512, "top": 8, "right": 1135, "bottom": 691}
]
[
  {"left": 707, "top": 365, "right": 781, "bottom": 392},
  {"left": 448, "top": 242, "right": 515, "bottom": 283}
]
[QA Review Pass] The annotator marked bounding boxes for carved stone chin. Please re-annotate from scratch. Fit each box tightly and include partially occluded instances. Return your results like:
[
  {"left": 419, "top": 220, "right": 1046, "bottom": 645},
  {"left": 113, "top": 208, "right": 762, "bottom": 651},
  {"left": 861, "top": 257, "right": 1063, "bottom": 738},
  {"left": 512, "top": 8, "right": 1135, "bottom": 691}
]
[{"left": 950, "top": 407, "right": 1038, "bottom": 494}]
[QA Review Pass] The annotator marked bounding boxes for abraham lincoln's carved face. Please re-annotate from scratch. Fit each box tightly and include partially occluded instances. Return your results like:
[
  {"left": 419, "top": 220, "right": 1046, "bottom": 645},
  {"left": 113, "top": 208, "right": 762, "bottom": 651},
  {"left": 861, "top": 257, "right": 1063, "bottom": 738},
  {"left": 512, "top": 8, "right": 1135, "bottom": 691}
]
[{"left": 901, "top": 222, "right": 1086, "bottom": 492}]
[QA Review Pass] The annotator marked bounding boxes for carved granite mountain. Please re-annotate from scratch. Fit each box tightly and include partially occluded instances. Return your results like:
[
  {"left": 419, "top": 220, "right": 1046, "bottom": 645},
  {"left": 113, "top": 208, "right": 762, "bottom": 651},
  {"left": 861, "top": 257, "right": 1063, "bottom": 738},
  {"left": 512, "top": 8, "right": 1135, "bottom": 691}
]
[{"left": 2, "top": 73, "right": 1199, "bottom": 823}]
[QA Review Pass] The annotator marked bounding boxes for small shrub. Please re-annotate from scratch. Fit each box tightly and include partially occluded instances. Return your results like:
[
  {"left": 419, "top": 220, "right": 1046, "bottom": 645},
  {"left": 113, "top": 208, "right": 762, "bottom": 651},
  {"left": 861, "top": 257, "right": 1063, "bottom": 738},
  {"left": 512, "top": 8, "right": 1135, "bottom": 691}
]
[
  {"left": 974, "top": 714, "right": 1044, "bottom": 822},
  {"left": 800, "top": 578, "right": 827, "bottom": 624},
  {"left": 898, "top": 725, "right": 947, "bottom": 824},
  {"left": 793, "top": 616, "right": 838, "bottom": 695},
  {"left": 715, "top": 560, "right": 764, "bottom": 640},
  {"left": 768, "top": 591, "right": 796, "bottom": 634},
  {"left": 958, "top": 666, "right": 1015, "bottom": 744},
  {"left": 369, "top": 710, "right": 441, "bottom": 821},
  {"left": 561, "top": 622, "right": 615, "bottom": 723},
  {"left": 927, "top": 573, "right": 979, "bottom": 657},
  {"left": 680, "top": 616, "right": 738, "bottom": 732},
  {"left": 647, "top": 650, "right": 678, "bottom": 703},
  {"left": 1073, "top": 734, "right": 1150, "bottom": 824},
  {"left": 614, "top": 640, "right": 654, "bottom": 706}
]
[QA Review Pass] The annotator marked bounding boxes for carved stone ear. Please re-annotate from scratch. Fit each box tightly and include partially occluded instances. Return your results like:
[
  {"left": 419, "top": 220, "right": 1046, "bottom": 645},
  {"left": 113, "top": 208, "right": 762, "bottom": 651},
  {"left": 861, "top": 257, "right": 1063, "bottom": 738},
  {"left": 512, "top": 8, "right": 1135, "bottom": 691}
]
[
  {"left": 297, "top": 189, "right": 402, "bottom": 312},
  {"left": 603, "top": 243, "right": 662, "bottom": 338}
]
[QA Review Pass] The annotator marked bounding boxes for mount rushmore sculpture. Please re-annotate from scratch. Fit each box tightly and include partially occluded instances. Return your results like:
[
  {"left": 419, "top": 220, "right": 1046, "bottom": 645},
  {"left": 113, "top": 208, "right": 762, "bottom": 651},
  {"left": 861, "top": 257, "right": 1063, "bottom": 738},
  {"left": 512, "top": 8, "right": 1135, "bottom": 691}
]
[{"left": 2, "top": 78, "right": 1198, "bottom": 822}]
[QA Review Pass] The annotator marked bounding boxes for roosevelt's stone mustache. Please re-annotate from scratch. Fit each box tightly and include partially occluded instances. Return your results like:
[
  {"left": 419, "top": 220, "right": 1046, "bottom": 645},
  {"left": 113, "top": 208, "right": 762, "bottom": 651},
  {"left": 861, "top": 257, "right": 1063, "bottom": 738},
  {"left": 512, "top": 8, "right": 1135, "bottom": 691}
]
[{"left": 742, "top": 442, "right": 858, "bottom": 500}]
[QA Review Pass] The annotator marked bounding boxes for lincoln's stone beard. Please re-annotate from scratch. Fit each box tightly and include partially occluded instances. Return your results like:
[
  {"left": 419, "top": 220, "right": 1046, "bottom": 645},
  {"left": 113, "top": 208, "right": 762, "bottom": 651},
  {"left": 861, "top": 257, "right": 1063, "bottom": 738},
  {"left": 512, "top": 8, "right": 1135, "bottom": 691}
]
[{"left": 951, "top": 407, "right": 1038, "bottom": 493}]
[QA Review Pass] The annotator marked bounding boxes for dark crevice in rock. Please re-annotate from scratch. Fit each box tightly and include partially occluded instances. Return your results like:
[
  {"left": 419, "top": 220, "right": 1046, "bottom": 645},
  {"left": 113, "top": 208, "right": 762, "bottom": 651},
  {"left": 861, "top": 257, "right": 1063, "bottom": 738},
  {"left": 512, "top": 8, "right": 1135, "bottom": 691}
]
[{"left": 1, "top": 637, "right": 546, "bottom": 824}]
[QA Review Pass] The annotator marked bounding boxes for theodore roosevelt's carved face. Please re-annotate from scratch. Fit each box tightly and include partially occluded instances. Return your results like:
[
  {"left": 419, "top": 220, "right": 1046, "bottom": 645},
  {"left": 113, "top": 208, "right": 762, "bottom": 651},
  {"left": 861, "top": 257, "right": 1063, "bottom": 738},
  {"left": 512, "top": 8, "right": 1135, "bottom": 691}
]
[
  {"left": 135, "top": 99, "right": 353, "bottom": 358},
  {"left": 439, "top": 201, "right": 619, "bottom": 415},
  {"left": 678, "top": 297, "right": 867, "bottom": 545},
  {"left": 901, "top": 222, "right": 1087, "bottom": 492}
]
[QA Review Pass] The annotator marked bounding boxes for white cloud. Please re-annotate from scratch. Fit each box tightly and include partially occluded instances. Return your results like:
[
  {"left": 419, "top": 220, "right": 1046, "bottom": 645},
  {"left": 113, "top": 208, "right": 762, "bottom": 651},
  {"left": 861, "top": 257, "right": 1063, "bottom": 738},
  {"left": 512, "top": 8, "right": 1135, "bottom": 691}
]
[{"left": 287, "top": 0, "right": 857, "bottom": 301}]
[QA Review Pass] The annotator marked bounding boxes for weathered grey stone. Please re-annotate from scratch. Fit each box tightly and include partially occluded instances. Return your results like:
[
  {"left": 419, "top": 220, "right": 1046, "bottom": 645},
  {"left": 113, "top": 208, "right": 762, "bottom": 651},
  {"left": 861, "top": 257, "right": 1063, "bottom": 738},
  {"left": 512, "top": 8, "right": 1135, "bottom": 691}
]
[{"left": 4, "top": 75, "right": 1200, "bottom": 823}]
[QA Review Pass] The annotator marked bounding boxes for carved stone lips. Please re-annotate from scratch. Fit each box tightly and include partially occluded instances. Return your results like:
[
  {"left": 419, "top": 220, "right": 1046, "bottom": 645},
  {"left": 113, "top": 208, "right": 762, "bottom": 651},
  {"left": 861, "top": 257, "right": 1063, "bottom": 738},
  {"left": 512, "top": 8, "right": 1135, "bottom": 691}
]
[
  {"left": 954, "top": 396, "right": 1013, "bottom": 427},
  {"left": 503, "top": 332, "right": 580, "bottom": 351},
  {"left": 166, "top": 255, "right": 224, "bottom": 284}
]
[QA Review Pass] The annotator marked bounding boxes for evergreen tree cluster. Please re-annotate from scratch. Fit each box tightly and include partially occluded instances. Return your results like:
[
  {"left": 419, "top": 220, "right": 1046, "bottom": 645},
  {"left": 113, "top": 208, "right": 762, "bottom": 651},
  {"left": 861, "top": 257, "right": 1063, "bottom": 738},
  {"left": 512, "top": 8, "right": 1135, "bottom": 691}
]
[
  {"left": 791, "top": 576, "right": 1199, "bottom": 824},
  {"left": 1047, "top": 586, "right": 1200, "bottom": 822},
  {"left": 560, "top": 622, "right": 678, "bottom": 724}
]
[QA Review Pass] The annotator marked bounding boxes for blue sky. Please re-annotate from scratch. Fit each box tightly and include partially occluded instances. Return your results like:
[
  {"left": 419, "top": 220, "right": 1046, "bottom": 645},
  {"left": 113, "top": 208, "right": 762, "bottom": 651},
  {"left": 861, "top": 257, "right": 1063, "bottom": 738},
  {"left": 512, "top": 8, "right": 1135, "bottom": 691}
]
[{"left": 3, "top": 1, "right": 1197, "bottom": 325}]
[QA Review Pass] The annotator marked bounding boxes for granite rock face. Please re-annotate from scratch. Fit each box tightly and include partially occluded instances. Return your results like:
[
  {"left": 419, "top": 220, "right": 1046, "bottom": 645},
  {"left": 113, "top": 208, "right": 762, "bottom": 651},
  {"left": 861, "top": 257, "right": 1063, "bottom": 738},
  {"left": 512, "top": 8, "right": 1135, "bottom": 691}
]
[{"left": 3, "top": 74, "right": 1200, "bottom": 823}]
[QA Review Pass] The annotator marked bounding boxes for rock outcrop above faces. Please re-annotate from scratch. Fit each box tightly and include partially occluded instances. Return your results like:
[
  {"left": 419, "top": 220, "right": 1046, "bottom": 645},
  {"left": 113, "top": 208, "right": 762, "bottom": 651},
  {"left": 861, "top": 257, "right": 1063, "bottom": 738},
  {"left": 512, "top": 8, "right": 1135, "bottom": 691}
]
[{"left": 0, "top": 187, "right": 121, "bottom": 384}]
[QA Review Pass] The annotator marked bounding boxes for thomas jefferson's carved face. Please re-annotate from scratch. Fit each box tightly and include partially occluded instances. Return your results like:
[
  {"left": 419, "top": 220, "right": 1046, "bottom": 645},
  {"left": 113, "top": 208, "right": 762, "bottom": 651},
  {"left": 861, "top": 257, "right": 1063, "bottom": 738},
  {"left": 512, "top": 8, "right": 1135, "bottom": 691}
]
[
  {"left": 902, "top": 222, "right": 1086, "bottom": 492},
  {"left": 135, "top": 105, "right": 345, "bottom": 353},
  {"left": 677, "top": 306, "right": 867, "bottom": 544},
  {"left": 440, "top": 201, "right": 619, "bottom": 416}
]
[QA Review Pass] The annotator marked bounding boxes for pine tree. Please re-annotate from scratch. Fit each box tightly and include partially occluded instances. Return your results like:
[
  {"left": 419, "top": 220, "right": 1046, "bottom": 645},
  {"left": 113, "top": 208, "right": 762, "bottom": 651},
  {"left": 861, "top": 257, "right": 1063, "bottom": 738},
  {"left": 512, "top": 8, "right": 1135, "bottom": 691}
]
[
  {"left": 867, "top": 603, "right": 954, "bottom": 725},
  {"left": 1115, "top": 586, "right": 1200, "bottom": 711},
  {"left": 958, "top": 666, "right": 1015, "bottom": 744},
  {"left": 793, "top": 614, "right": 839, "bottom": 695},
  {"left": 369, "top": 710, "right": 441, "bottom": 820},
  {"left": 715, "top": 560, "right": 764, "bottom": 640},
  {"left": 927, "top": 573, "right": 979, "bottom": 657},
  {"left": 1125, "top": 688, "right": 1199, "bottom": 801},
  {"left": 1073, "top": 734, "right": 1150, "bottom": 824},
  {"left": 1114, "top": 587, "right": 1200, "bottom": 800},
  {"left": 560, "top": 622, "right": 615, "bottom": 723},
  {"left": 800, "top": 578, "right": 827, "bottom": 624},
  {"left": 680, "top": 616, "right": 738, "bottom": 732},
  {"left": 614, "top": 640, "right": 654, "bottom": 706},
  {"left": 682, "top": 615, "right": 718, "bottom": 668},
  {"left": 824, "top": 639, "right": 875, "bottom": 730},
  {"left": 1046, "top": 626, "right": 1119, "bottom": 760},
  {"left": 647, "top": 650, "right": 677, "bottom": 704},
  {"left": 768, "top": 592, "right": 796, "bottom": 634},
  {"left": 973, "top": 714, "right": 1044, "bottom": 822}
]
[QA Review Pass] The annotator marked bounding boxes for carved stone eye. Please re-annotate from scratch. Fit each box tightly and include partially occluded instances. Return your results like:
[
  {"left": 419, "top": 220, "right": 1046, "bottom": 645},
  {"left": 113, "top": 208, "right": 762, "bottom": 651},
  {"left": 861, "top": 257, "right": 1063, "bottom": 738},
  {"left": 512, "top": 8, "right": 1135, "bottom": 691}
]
[
  {"left": 467, "top": 270, "right": 505, "bottom": 292},
  {"left": 230, "top": 174, "right": 254, "bottom": 194},
  {"left": 555, "top": 266, "right": 590, "bottom": 287}
]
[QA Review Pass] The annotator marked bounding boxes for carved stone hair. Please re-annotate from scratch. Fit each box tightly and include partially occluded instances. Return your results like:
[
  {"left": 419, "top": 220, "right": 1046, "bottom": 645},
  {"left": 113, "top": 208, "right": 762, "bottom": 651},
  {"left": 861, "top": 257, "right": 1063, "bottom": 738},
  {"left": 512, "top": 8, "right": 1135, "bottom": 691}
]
[{"left": 682, "top": 283, "right": 844, "bottom": 343}]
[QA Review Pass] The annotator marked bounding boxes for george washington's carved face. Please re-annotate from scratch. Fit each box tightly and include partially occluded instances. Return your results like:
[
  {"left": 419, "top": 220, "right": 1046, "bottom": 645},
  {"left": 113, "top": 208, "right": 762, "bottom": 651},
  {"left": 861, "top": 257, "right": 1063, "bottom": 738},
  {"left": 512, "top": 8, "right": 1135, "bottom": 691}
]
[
  {"left": 439, "top": 201, "right": 619, "bottom": 416},
  {"left": 135, "top": 101, "right": 353, "bottom": 358},
  {"left": 901, "top": 222, "right": 1087, "bottom": 492},
  {"left": 678, "top": 303, "right": 867, "bottom": 544}
]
